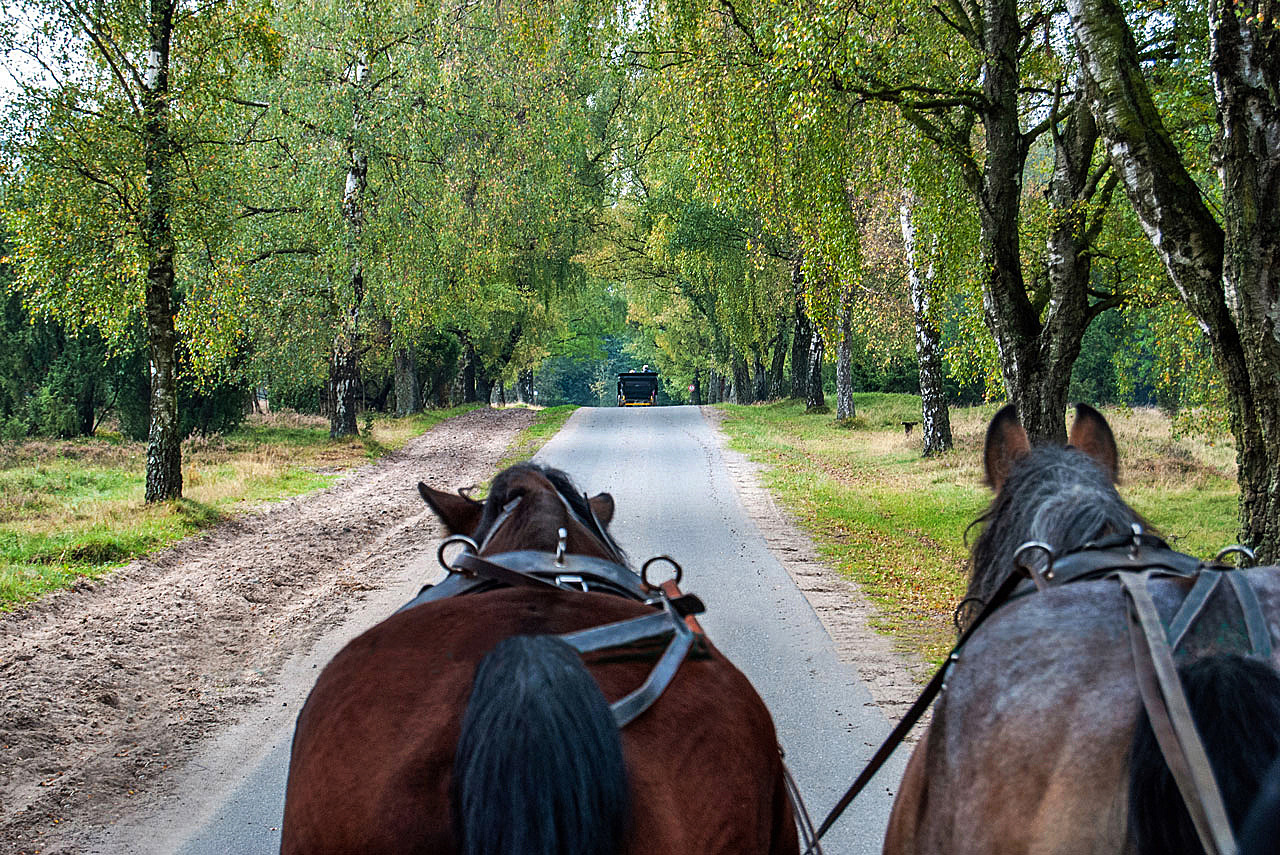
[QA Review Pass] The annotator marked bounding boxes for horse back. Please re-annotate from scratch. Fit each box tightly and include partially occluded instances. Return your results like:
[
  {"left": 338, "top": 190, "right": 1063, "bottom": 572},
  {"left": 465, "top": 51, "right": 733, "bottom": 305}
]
[
  {"left": 282, "top": 587, "right": 792, "bottom": 855},
  {"left": 885, "top": 567, "right": 1280, "bottom": 855}
]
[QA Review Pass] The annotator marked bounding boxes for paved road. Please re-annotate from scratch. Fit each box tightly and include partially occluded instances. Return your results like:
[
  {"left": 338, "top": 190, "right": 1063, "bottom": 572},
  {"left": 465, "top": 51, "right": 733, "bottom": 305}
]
[{"left": 98, "top": 405, "right": 903, "bottom": 853}]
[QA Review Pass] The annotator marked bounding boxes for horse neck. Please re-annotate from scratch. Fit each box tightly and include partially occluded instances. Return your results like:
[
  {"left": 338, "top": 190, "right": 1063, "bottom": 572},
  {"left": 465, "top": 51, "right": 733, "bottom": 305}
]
[{"left": 968, "top": 449, "right": 1140, "bottom": 607}]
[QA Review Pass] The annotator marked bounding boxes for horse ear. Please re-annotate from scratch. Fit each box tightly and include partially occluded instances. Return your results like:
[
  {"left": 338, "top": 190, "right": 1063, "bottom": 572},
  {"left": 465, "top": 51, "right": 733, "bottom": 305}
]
[
  {"left": 984, "top": 404, "right": 1031, "bottom": 492},
  {"left": 588, "top": 492, "right": 615, "bottom": 526},
  {"left": 1068, "top": 403, "right": 1118, "bottom": 482},
  {"left": 418, "top": 482, "right": 484, "bottom": 535}
]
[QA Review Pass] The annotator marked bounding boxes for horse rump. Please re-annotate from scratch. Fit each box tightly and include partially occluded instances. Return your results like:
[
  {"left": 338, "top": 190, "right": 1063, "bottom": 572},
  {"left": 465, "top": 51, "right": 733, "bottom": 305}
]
[
  {"left": 1129, "top": 654, "right": 1280, "bottom": 854},
  {"left": 453, "top": 634, "right": 629, "bottom": 855}
]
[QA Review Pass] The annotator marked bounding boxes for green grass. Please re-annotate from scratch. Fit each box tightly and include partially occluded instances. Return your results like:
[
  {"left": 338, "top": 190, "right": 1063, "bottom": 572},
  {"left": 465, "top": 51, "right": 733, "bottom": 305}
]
[
  {"left": 0, "top": 404, "right": 482, "bottom": 610},
  {"left": 717, "top": 396, "right": 1241, "bottom": 664},
  {"left": 497, "top": 404, "right": 579, "bottom": 471}
]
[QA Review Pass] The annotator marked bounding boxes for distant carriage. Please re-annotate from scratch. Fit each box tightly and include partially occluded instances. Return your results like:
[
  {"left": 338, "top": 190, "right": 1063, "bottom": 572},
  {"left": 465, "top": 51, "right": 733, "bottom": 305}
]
[{"left": 617, "top": 370, "right": 658, "bottom": 406}]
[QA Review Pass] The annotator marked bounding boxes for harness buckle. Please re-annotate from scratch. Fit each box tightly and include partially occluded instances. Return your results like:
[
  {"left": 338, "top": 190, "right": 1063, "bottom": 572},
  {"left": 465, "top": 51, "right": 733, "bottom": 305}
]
[
  {"left": 555, "top": 527, "right": 568, "bottom": 567},
  {"left": 555, "top": 574, "right": 589, "bottom": 593}
]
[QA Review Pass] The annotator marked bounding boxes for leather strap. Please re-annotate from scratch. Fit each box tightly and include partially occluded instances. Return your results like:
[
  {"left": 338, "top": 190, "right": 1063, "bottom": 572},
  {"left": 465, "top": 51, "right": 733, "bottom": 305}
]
[
  {"left": 780, "top": 744, "right": 824, "bottom": 855},
  {"left": 1167, "top": 569, "right": 1222, "bottom": 651},
  {"left": 559, "top": 611, "right": 677, "bottom": 654},
  {"left": 1120, "top": 571, "right": 1238, "bottom": 855},
  {"left": 451, "top": 551, "right": 564, "bottom": 592},
  {"left": 1227, "top": 572, "right": 1272, "bottom": 659},
  {"left": 560, "top": 593, "right": 696, "bottom": 727}
]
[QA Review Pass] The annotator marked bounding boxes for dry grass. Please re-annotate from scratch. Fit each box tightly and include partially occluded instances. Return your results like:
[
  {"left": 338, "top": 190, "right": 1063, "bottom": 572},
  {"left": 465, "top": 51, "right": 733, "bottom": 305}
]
[{"left": 0, "top": 405, "right": 481, "bottom": 607}]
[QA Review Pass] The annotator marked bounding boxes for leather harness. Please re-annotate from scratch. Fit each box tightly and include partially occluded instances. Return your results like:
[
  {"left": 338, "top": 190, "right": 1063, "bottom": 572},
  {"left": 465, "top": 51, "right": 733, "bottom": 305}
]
[
  {"left": 400, "top": 493, "right": 707, "bottom": 728},
  {"left": 806, "top": 528, "right": 1272, "bottom": 855}
]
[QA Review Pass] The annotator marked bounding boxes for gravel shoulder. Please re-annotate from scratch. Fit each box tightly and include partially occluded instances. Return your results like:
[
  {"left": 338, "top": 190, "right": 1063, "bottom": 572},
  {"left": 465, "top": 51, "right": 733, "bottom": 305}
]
[{"left": 0, "top": 407, "right": 535, "bottom": 855}]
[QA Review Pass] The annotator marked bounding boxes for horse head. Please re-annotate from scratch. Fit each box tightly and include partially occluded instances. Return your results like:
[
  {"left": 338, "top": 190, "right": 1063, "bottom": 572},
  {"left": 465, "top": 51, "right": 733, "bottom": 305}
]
[
  {"left": 418, "top": 462, "right": 622, "bottom": 563},
  {"left": 966, "top": 403, "right": 1144, "bottom": 619}
]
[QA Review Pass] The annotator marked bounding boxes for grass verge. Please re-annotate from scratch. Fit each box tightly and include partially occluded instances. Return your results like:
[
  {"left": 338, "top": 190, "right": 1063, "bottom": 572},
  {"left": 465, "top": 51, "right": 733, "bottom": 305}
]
[
  {"left": 0, "top": 404, "right": 481, "bottom": 610},
  {"left": 716, "top": 395, "right": 1240, "bottom": 665},
  {"left": 495, "top": 404, "right": 579, "bottom": 473}
]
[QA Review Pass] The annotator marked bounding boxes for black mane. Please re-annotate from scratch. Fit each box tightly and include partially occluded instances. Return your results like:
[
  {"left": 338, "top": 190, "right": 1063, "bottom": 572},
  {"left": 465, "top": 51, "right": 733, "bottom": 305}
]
[{"left": 965, "top": 445, "right": 1146, "bottom": 625}]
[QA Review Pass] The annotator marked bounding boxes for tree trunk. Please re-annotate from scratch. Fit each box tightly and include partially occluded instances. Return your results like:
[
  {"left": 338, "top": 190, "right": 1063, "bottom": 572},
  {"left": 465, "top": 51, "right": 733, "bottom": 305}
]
[
  {"left": 805, "top": 328, "right": 826, "bottom": 412},
  {"left": 752, "top": 354, "right": 768, "bottom": 402},
  {"left": 732, "top": 355, "right": 754, "bottom": 404},
  {"left": 329, "top": 54, "right": 369, "bottom": 439},
  {"left": 475, "top": 359, "right": 494, "bottom": 406},
  {"left": 461, "top": 339, "right": 478, "bottom": 403},
  {"left": 328, "top": 334, "right": 360, "bottom": 438},
  {"left": 901, "top": 194, "right": 953, "bottom": 456},
  {"left": 141, "top": 0, "right": 181, "bottom": 501},
  {"left": 1069, "top": 0, "right": 1280, "bottom": 558},
  {"left": 835, "top": 282, "right": 856, "bottom": 420},
  {"left": 517, "top": 369, "right": 534, "bottom": 403},
  {"left": 968, "top": 0, "right": 1060, "bottom": 442},
  {"left": 767, "top": 315, "right": 789, "bottom": 400},
  {"left": 791, "top": 260, "right": 813, "bottom": 400},
  {"left": 691, "top": 371, "right": 702, "bottom": 405},
  {"left": 393, "top": 348, "right": 420, "bottom": 416}
]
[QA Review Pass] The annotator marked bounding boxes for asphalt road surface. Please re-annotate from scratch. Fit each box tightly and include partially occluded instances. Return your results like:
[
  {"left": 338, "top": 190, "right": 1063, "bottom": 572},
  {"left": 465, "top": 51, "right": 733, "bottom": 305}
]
[{"left": 98, "top": 405, "right": 904, "bottom": 854}]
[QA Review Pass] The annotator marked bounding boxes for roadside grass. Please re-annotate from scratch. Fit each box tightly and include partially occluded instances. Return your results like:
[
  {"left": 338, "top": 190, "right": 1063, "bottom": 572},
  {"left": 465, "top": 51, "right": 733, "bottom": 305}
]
[
  {"left": 496, "top": 404, "right": 579, "bottom": 472},
  {"left": 0, "top": 404, "right": 481, "bottom": 609},
  {"left": 717, "top": 396, "right": 1240, "bottom": 665}
]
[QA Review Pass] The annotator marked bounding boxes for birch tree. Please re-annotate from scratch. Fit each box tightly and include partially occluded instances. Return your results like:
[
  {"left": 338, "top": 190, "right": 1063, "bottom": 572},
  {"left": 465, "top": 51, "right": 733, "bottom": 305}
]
[
  {"left": 1069, "top": 0, "right": 1280, "bottom": 558},
  {"left": 900, "top": 192, "right": 953, "bottom": 455},
  {"left": 1, "top": 0, "right": 279, "bottom": 499}
]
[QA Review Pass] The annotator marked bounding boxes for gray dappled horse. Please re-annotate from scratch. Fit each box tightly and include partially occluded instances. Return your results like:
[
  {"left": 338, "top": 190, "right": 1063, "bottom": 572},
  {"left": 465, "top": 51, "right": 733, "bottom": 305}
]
[{"left": 884, "top": 405, "right": 1280, "bottom": 855}]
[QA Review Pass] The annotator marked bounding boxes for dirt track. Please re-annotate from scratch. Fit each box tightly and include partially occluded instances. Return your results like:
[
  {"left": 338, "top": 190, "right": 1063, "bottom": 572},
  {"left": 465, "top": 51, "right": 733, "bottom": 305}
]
[{"left": 0, "top": 407, "right": 535, "bottom": 855}]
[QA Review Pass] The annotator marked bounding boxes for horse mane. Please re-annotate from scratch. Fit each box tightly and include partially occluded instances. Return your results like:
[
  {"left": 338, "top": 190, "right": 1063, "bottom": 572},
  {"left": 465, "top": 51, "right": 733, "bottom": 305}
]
[
  {"left": 964, "top": 445, "right": 1147, "bottom": 628},
  {"left": 475, "top": 462, "right": 624, "bottom": 560}
]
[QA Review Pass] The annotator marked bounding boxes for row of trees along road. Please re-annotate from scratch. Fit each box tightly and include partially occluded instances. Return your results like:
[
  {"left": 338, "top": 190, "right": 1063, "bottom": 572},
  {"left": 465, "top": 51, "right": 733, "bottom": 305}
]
[
  {"left": 608, "top": 0, "right": 1280, "bottom": 559},
  {"left": 1, "top": 0, "right": 627, "bottom": 499},
  {"left": 2, "top": 0, "right": 1279, "bottom": 559}
]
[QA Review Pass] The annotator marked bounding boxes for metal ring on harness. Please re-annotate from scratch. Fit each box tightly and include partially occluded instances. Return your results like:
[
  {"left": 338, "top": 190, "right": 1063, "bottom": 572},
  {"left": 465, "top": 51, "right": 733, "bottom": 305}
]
[
  {"left": 437, "top": 534, "right": 479, "bottom": 572},
  {"left": 642, "top": 555, "right": 683, "bottom": 588},
  {"left": 1013, "top": 540, "right": 1055, "bottom": 591},
  {"left": 1214, "top": 544, "right": 1256, "bottom": 567}
]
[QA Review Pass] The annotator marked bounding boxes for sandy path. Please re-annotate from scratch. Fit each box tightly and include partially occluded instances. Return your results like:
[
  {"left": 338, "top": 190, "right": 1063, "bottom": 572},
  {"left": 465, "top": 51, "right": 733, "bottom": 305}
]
[{"left": 0, "top": 407, "right": 535, "bottom": 855}]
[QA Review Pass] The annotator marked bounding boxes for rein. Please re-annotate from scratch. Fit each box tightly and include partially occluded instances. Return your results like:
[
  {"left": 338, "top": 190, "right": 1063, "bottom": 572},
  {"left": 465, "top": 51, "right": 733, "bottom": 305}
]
[{"left": 804, "top": 528, "right": 1267, "bottom": 855}]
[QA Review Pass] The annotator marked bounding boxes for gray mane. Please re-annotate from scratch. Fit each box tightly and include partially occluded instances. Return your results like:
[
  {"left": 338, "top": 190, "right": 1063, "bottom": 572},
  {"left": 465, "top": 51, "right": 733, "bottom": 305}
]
[{"left": 964, "top": 445, "right": 1146, "bottom": 628}]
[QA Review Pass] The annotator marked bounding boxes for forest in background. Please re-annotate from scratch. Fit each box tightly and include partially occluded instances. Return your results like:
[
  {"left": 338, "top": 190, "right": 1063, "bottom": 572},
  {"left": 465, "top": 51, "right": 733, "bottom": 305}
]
[{"left": 1, "top": 0, "right": 1276, "bottom": 554}]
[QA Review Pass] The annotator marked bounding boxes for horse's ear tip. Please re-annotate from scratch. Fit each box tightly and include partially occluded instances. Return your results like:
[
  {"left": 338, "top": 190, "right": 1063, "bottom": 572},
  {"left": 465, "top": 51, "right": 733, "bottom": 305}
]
[{"left": 1074, "top": 402, "right": 1104, "bottom": 420}]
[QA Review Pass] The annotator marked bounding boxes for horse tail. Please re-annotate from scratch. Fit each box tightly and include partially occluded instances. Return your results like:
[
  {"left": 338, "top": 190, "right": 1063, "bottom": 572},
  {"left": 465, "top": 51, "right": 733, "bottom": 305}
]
[
  {"left": 1128, "top": 654, "right": 1280, "bottom": 855},
  {"left": 453, "top": 634, "right": 629, "bottom": 855}
]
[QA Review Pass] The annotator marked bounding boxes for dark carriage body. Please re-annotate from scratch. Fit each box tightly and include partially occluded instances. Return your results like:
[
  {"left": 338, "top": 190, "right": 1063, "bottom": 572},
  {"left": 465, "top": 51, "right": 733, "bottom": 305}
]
[{"left": 617, "top": 371, "right": 659, "bottom": 406}]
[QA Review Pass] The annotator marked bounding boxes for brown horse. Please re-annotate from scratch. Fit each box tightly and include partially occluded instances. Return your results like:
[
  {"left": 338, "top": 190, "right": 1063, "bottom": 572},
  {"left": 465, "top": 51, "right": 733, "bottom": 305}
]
[
  {"left": 884, "top": 405, "right": 1280, "bottom": 855},
  {"left": 281, "top": 462, "right": 798, "bottom": 855}
]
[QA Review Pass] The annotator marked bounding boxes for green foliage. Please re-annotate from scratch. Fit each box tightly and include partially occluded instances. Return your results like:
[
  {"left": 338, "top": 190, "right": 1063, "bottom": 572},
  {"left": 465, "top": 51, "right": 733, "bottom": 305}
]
[{"left": 0, "top": 291, "right": 127, "bottom": 439}]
